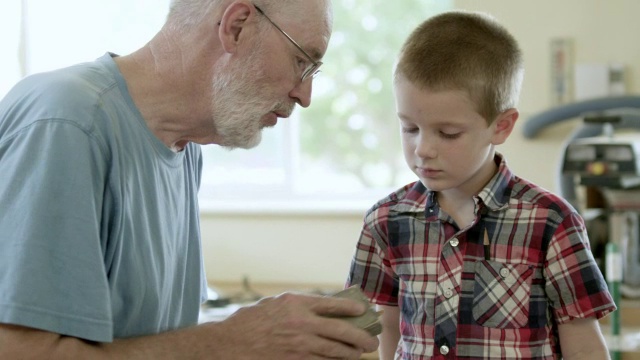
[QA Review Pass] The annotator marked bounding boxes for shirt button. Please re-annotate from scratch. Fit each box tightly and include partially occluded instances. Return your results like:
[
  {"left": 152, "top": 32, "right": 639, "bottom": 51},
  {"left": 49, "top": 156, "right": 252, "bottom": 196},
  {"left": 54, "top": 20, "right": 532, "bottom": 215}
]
[
  {"left": 440, "top": 345, "right": 450, "bottom": 355},
  {"left": 444, "top": 289, "right": 453, "bottom": 298},
  {"left": 450, "top": 238, "right": 459, "bottom": 247},
  {"left": 500, "top": 268, "right": 510, "bottom": 278}
]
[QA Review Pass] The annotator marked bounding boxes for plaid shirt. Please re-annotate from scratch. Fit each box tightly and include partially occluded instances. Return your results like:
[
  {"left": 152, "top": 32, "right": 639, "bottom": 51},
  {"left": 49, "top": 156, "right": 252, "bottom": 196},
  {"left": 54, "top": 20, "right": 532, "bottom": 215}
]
[{"left": 347, "top": 154, "right": 616, "bottom": 359}]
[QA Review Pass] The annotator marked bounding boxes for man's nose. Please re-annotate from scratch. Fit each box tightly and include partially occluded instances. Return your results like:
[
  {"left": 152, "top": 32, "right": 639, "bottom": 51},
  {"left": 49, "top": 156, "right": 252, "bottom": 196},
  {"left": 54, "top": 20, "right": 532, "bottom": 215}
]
[{"left": 290, "top": 77, "right": 313, "bottom": 108}]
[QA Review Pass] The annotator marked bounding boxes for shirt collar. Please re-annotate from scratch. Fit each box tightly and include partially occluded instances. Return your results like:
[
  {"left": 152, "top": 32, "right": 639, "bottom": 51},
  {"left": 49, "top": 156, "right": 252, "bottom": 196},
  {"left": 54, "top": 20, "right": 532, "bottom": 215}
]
[
  {"left": 417, "top": 152, "right": 513, "bottom": 215},
  {"left": 476, "top": 152, "right": 512, "bottom": 212}
]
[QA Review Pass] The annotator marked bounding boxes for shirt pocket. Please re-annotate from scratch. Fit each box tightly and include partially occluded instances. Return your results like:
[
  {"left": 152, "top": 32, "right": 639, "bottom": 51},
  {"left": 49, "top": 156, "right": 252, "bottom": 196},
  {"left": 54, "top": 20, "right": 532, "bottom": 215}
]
[{"left": 472, "top": 260, "right": 534, "bottom": 329}]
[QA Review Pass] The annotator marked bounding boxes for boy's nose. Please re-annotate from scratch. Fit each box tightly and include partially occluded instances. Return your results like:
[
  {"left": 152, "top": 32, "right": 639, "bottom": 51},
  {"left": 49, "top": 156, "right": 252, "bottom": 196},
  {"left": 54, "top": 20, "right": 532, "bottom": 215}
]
[{"left": 415, "top": 136, "right": 437, "bottom": 159}]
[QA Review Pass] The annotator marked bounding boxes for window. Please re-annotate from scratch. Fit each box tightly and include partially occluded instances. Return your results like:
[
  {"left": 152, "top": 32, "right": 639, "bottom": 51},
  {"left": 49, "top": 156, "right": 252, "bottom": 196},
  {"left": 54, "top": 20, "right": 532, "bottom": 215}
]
[
  {"left": 200, "top": 0, "right": 452, "bottom": 212},
  {"left": 0, "top": 0, "right": 170, "bottom": 97},
  {"left": 0, "top": 0, "right": 452, "bottom": 213}
]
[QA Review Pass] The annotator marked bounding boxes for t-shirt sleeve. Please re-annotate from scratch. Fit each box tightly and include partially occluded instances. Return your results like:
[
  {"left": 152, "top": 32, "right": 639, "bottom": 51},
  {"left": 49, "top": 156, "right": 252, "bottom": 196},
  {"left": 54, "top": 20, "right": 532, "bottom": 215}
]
[
  {"left": 0, "top": 119, "right": 113, "bottom": 342},
  {"left": 544, "top": 212, "right": 617, "bottom": 324},
  {"left": 346, "top": 205, "right": 400, "bottom": 306}
]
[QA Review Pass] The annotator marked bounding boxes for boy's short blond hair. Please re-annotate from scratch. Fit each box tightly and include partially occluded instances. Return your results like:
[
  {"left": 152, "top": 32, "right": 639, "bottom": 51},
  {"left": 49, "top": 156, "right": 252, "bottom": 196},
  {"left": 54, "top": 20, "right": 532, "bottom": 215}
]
[{"left": 395, "top": 11, "right": 524, "bottom": 124}]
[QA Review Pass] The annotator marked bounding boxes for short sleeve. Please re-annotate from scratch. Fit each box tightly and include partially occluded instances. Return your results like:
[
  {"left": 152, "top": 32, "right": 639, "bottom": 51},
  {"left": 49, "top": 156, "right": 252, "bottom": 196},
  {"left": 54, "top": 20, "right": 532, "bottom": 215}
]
[
  {"left": 347, "top": 205, "right": 400, "bottom": 306},
  {"left": 544, "top": 212, "right": 617, "bottom": 324},
  {"left": 0, "top": 119, "right": 113, "bottom": 342}
]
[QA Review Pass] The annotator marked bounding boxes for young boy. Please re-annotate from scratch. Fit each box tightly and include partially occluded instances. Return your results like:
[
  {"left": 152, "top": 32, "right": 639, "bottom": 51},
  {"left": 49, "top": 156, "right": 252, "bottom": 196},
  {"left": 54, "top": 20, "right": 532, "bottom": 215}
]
[{"left": 346, "top": 11, "right": 616, "bottom": 360}]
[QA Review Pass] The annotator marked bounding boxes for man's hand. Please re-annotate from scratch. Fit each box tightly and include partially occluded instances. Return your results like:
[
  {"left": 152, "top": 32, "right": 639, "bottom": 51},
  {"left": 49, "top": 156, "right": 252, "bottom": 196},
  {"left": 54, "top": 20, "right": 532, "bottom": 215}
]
[
  {"left": 210, "top": 292, "right": 380, "bottom": 359},
  {"left": 0, "top": 292, "right": 379, "bottom": 360}
]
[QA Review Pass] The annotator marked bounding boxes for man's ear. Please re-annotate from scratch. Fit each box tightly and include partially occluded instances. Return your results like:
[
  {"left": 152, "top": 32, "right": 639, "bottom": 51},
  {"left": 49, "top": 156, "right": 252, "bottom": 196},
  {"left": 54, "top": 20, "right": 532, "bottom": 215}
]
[
  {"left": 218, "top": 1, "right": 255, "bottom": 53},
  {"left": 491, "top": 108, "right": 519, "bottom": 145}
]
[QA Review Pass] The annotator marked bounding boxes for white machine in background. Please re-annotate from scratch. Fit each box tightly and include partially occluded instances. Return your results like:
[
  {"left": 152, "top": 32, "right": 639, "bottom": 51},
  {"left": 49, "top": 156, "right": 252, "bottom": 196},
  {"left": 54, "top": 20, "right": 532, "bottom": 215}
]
[
  {"left": 526, "top": 97, "right": 640, "bottom": 354},
  {"left": 562, "top": 114, "right": 640, "bottom": 297}
]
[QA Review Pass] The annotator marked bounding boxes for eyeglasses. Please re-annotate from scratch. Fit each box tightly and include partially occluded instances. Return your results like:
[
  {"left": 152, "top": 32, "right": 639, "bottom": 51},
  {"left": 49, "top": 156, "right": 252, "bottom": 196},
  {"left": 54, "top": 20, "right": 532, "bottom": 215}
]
[{"left": 254, "top": 4, "right": 322, "bottom": 82}]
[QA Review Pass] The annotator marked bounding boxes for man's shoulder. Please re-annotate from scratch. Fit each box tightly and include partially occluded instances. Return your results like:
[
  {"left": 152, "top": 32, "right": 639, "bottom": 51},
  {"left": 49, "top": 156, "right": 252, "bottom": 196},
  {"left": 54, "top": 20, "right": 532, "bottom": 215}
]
[
  {"left": 19, "top": 60, "right": 116, "bottom": 110},
  {"left": 0, "top": 58, "right": 126, "bottom": 141}
]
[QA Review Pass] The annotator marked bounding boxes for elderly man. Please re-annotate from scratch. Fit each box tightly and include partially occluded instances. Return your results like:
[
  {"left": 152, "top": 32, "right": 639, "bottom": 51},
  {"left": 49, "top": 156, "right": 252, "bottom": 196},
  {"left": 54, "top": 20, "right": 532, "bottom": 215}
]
[{"left": 0, "top": 0, "right": 378, "bottom": 358}]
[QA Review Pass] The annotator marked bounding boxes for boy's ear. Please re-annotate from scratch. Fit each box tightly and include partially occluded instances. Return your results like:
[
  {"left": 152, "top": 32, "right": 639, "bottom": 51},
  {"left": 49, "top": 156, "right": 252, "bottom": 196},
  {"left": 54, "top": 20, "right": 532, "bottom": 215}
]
[
  {"left": 491, "top": 108, "right": 519, "bottom": 145},
  {"left": 218, "top": 1, "right": 255, "bottom": 53}
]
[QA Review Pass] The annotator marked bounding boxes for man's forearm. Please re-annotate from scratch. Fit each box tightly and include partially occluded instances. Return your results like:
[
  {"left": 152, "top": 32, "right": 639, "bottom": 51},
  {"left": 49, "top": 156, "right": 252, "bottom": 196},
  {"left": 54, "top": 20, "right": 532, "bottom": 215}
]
[
  {"left": 1, "top": 322, "right": 226, "bottom": 360},
  {"left": 2, "top": 293, "right": 379, "bottom": 360},
  {"left": 99, "top": 322, "right": 225, "bottom": 359}
]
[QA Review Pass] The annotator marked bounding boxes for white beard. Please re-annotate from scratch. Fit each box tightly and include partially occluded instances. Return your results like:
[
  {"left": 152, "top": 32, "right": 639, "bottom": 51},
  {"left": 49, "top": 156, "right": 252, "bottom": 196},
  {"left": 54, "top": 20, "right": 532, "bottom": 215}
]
[{"left": 209, "top": 43, "right": 279, "bottom": 150}]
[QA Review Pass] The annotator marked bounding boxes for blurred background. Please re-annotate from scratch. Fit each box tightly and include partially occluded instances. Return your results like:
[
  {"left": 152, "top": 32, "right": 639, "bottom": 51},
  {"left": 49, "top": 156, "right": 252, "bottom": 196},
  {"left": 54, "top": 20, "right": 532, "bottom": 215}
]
[{"left": 1, "top": 0, "right": 639, "bottom": 287}]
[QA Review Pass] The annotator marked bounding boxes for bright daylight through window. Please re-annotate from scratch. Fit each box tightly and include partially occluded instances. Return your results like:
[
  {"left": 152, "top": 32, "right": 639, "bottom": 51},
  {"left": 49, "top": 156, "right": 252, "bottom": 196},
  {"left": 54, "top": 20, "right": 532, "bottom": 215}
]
[{"left": 0, "top": 0, "right": 452, "bottom": 212}]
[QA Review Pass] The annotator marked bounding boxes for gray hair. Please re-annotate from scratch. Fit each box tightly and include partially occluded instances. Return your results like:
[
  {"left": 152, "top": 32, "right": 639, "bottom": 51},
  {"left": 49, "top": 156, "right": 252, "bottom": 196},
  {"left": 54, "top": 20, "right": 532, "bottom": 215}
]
[{"left": 166, "top": 0, "right": 301, "bottom": 31}]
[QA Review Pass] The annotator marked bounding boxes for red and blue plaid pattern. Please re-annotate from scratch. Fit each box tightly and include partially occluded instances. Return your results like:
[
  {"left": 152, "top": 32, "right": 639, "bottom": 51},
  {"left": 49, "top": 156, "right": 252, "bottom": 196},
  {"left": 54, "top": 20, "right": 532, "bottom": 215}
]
[{"left": 347, "top": 154, "right": 616, "bottom": 359}]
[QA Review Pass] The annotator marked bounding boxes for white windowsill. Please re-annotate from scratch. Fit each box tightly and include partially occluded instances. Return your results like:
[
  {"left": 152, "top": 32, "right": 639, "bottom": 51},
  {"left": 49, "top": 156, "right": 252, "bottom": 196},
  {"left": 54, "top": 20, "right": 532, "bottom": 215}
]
[{"left": 198, "top": 198, "right": 374, "bottom": 216}]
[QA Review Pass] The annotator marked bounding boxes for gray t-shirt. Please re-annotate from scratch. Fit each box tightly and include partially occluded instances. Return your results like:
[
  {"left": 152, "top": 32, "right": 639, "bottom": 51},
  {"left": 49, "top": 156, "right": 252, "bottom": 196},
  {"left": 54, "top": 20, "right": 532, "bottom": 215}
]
[{"left": 0, "top": 53, "right": 207, "bottom": 342}]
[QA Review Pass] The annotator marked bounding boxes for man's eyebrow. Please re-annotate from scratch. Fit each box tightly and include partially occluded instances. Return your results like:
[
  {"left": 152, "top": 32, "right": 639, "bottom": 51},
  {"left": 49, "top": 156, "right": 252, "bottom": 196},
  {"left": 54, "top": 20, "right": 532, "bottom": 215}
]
[{"left": 309, "top": 48, "right": 323, "bottom": 61}]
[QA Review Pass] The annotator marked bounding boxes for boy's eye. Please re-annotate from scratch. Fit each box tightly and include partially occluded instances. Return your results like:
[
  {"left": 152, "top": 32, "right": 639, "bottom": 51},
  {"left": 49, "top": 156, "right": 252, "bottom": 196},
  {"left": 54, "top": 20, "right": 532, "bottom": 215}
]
[
  {"left": 401, "top": 126, "right": 419, "bottom": 134},
  {"left": 439, "top": 131, "right": 461, "bottom": 139}
]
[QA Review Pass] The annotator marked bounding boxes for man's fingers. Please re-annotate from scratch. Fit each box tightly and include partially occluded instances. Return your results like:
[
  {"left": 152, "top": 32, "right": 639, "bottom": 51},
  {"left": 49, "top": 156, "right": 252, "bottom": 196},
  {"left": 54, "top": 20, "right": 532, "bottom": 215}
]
[
  {"left": 306, "top": 333, "right": 365, "bottom": 360},
  {"left": 250, "top": 292, "right": 379, "bottom": 356},
  {"left": 312, "top": 317, "right": 379, "bottom": 353},
  {"left": 284, "top": 293, "right": 368, "bottom": 317}
]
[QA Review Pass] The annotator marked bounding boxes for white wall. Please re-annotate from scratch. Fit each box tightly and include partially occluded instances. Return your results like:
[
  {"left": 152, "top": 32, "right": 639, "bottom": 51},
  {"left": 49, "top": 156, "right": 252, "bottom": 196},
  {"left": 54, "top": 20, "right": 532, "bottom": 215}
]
[
  {"left": 201, "top": 0, "right": 640, "bottom": 287},
  {"left": 200, "top": 212, "right": 364, "bottom": 286},
  {"left": 457, "top": 0, "right": 640, "bottom": 193}
]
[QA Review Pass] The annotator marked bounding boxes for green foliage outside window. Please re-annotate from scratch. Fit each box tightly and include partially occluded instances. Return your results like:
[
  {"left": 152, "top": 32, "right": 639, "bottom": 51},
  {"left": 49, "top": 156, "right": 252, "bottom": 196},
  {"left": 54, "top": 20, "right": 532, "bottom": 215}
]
[{"left": 299, "top": 0, "right": 452, "bottom": 189}]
